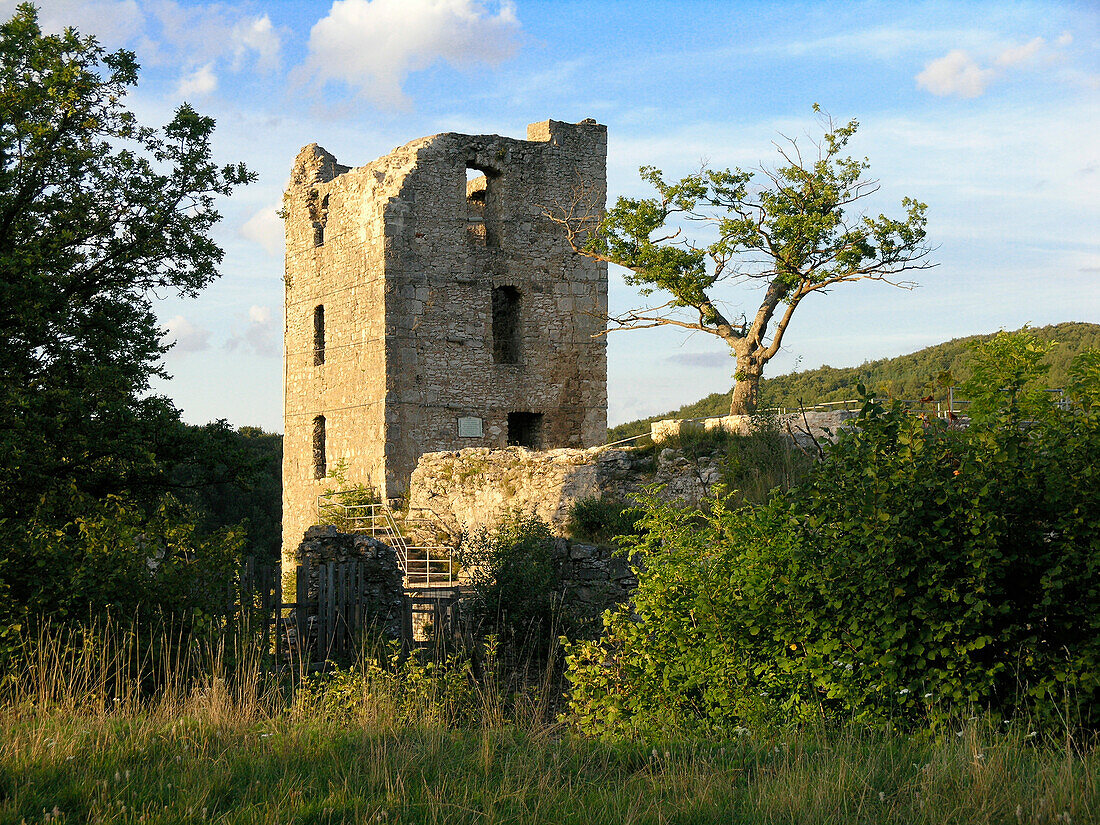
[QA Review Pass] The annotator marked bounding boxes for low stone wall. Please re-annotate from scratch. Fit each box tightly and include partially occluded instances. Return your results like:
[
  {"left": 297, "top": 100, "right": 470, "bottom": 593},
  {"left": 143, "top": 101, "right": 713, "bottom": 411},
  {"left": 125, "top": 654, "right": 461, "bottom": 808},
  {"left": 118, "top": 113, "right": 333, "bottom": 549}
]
[
  {"left": 651, "top": 409, "right": 858, "bottom": 445},
  {"left": 293, "top": 526, "right": 637, "bottom": 638},
  {"left": 552, "top": 538, "right": 638, "bottom": 628},
  {"left": 407, "top": 440, "right": 746, "bottom": 535},
  {"left": 407, "top": 446, "right": 661, "bottom": 536}
]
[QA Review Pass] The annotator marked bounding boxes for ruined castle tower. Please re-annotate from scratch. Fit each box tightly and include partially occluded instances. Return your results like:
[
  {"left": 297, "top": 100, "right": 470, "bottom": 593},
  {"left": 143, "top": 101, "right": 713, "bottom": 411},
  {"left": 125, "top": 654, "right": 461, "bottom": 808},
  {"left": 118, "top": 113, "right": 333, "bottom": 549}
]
[{"left": 282, "top": 119, "right": 608, "bottom": 559}]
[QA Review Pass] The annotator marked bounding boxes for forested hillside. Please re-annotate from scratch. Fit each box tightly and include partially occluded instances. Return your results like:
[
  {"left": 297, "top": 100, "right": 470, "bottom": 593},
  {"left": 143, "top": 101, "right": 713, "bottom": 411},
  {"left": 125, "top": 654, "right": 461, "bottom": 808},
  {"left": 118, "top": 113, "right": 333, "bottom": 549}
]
[{"left": 609, "top": 322, "right": 1100, "bottom": 441}]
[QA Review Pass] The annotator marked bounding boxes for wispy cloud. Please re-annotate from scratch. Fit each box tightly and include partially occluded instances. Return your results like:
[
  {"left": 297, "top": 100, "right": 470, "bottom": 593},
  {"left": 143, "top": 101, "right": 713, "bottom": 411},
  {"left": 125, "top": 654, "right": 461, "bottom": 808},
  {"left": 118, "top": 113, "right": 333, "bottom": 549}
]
[
  {"left": 232, "top": 14, "right": 280, "bottom": 71},
  {"left": 176, "top": 62, "right": 217, "bottom": 97},
  {"left": 3, "top": 0, "right": 145, "bottom": 43},
  {"left": 225, "top": 306, "right": 280, "bottom": 357},
  {"left": 916, "top": 34, "right": 1075, "bottom": 98},
  {"left": 162, "top": 315, "right": 211, "bottom": 353},
  {"left": 917, "top": 49, "right": 996, "bottom": 98},
  {"left": 240, "top": 203, "right": 284, "bottom": 258}
]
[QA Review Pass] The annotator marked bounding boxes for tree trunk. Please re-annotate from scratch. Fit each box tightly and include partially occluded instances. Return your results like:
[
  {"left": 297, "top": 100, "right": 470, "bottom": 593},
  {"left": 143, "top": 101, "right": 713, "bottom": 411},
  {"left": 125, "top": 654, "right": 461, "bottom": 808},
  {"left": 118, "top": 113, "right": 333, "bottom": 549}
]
[{"left": 730, "top": 356, "right": 763, "bottom": 415}]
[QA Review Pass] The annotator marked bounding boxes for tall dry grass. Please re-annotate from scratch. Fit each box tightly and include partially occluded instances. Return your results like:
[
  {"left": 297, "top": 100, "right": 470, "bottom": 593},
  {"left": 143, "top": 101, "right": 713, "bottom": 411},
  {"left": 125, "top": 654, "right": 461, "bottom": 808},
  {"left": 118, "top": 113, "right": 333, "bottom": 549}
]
[{"left": 0, "top": 622, "right": 1096, "bottom": 824}]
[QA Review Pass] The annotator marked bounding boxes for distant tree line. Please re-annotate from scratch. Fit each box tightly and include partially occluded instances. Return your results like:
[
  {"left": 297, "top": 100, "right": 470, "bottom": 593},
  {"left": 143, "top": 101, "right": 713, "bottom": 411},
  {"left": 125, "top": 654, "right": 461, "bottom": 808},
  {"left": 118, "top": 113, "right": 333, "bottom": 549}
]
[{"left": 609, "top": 322, "right": 1100, "bottom": 442}]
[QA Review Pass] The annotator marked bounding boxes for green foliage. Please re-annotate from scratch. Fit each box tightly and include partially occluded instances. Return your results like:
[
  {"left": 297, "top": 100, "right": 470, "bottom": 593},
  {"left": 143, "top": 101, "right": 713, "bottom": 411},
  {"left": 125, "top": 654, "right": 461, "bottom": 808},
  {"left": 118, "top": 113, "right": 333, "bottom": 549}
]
[
  {"left": 167, "top": 424, "right": 282, "bottom": 562},
  {"left": 316, "top": 458, "right": 380, "bottom": 532},
  {"left": 293, "top": 646, "right": 478, "bottom": 728},
  {"left": 568, "top": 333, "right": 1100, "bottom": 737},
  {"left": 567, "top": 496, "right": 643, "bottom": 545},
  {"left": 0, "top": 490, "right": 242, "bottom": 626},
  {"left": 457, "top": 513, "right": 560, "bottom": 650},
  {"left": 0, "top": 3, "right": 251, "bottom": 521},
  {"left": 584, "top": 106, "right": 929, "bottom": 414},
  {"left": 608, "top": 322, "right": 1100, "bottom": 442},
  {"left": 0, "top": 5, "right": 253, "bottom": 626}
]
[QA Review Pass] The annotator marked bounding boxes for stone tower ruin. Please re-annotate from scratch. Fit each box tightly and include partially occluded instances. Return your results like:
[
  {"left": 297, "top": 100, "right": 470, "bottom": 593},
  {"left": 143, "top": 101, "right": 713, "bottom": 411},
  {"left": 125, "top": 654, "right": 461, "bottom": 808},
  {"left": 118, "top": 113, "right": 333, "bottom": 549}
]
[{"left": 282, "top": 119, "right": 608, "bottom": 558}]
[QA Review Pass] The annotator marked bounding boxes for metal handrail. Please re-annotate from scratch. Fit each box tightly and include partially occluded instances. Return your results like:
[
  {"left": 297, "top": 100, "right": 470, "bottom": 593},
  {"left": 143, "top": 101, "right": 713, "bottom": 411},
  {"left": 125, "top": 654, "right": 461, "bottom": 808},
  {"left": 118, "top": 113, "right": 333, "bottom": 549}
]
[{"left": 315, "top": 496, "right": 456, "bottom": 588}]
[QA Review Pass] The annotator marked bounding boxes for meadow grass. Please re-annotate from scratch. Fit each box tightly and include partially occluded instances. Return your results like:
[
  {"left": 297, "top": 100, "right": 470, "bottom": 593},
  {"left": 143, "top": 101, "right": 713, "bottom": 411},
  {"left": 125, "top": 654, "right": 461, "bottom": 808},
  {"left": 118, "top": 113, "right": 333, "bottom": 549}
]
[{"left": 0, "top": 626, "right": 1096, "bottom": 824}]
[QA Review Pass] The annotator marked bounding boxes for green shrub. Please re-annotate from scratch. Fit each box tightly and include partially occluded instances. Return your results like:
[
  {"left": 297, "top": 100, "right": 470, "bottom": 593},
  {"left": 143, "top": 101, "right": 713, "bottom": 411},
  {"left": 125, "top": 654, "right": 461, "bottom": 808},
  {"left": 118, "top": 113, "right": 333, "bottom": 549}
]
[
  {"left": 0, "top": 490, "right": 242, "bottom": 629},
  {"left": 567, "top": 496, "right": 643, "bottom": 545},
  {"left": 457, "top": 512, "right": 560, "bottom": 650},
  {"left": 566, "top": 331, "right": 1100, "bottom": 737},
  {"left": 293, "top": 645, "right": 478, "bottom": 727}
]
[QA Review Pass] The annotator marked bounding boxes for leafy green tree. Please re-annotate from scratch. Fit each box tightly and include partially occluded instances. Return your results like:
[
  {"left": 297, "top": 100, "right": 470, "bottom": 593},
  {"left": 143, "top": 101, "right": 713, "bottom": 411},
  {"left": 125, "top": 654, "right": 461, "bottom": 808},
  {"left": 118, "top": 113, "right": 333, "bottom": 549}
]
[
  {"left": 0, "top": 3, "right": 253, "bottom": 523},
  {"left": 552, "top": 106, "right": 932, "bottom": 414},
  {"left": 0, "top": 4, "right": 252, "bottom": 625}
]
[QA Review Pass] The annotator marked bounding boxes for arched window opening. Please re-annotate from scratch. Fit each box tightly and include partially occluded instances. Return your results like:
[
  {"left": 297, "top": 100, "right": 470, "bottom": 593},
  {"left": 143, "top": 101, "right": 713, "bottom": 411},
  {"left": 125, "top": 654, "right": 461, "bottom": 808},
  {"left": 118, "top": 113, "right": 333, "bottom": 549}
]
[
  {"left": 312, "top": 415, "right": 326, "bottom": 479},
  {"left": 492, "top": 285, "right": 521, "bottom": 364},
  {"left": 313, "top": 304, "right": 325, "bottom": 365}
]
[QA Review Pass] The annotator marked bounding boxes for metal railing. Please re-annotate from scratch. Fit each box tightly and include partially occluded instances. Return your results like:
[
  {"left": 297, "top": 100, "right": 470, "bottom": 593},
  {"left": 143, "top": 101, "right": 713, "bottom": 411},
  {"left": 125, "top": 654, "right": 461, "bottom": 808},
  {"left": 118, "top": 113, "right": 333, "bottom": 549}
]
[{"left": 316, "top": 496, "right": 456, "bottom": 589}]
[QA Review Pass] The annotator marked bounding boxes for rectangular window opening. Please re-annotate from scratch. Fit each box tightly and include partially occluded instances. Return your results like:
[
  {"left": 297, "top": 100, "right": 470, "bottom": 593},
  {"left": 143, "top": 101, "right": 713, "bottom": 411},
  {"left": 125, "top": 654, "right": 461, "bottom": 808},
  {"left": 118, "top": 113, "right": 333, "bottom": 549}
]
[
  {"left": 312, "top": 415, "right": 327, "bottom": 479},
  {"left": 311, "top": 193, "right": 329, "bottom": 247},
  {"left": 313, "top": 304, "right": 325, "bottom": 365},
  {"left": 507, "top": 412, "right": 543, "bottom": 449},
  {"left": 466, "top": 165, "right": 501, "bottom": 248},
  {"left": 492, "top": 285, "right": 521, "bottom": 364}
]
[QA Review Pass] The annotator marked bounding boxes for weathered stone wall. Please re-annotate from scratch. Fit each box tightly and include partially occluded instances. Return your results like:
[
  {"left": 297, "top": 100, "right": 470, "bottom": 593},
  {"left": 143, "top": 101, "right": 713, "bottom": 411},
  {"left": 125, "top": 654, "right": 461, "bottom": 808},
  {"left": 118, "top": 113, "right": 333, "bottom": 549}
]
[
  {"left": 552, "top": 538, "right": 638, "bottom": 629},
  {"left": 651, "top": 410, "right": 858, "bottom": 445},
  {"left": 282, "top": 119, "right": 608, "bottom": 565},
  {"left": 294, "top": 526, "right": 407, "bottom": 640},
  {"left": 406, "top": 410, "right": 858, "bottom": 536},
  {"left": 406, "top": 444, "right": 713, "bottom": 536}
]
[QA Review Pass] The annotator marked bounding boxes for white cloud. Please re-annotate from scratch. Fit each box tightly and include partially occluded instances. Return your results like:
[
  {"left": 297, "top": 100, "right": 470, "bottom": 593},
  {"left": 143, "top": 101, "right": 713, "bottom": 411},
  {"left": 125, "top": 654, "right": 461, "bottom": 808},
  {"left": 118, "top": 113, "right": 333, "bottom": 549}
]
[
  {"left": 232, "top": 14, "right": 281, "bottom": 72},
  {"left": 995, "top": 36, "right": 1045, "bottom": 67},
  {"left": 240, "top": 204, "right": 285, "bottom": 257},
  {"left": 226, "top": 306, "right": 280, "bottom": 357},
  {"left": 916, "top": 50, "right": 995, "bottom": 98},
  {"left": 4, "top": 0, "right": 145, "bottom": 43},
  {"left": 176, "top": 62, "right": 217, "bottom": 97},
  {"left": 917, "top": 35, "right": 1075, "bottom": 99},
  {"left": 162, "top": 315, "right": 211, "bottom": 353},
  {"left": 303, "top": 0, "right": 521, "bottom": 108}
]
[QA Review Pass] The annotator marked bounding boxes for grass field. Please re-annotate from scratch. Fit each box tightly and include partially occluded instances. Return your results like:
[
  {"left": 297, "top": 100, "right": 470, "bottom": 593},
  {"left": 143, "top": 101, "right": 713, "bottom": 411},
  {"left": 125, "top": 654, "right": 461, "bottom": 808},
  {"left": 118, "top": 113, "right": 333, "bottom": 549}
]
[{"left": 0, "top": 629, "right": 1096, "bottom": 824}]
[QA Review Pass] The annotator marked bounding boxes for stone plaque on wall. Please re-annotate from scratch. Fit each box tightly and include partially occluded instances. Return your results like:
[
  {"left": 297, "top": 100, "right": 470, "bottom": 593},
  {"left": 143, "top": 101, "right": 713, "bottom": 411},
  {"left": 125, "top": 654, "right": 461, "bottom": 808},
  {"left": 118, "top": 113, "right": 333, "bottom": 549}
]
[{"left": 457, "top": 416, "right": 484, "bottom": 438}]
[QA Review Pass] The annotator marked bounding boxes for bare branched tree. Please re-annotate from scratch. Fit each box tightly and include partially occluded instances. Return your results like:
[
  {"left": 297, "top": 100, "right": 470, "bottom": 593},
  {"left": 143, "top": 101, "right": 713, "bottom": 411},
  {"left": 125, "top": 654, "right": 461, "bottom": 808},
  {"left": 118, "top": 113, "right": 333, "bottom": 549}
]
[{"left": 546, "top": 106, "right": 935, "bottom": 415}]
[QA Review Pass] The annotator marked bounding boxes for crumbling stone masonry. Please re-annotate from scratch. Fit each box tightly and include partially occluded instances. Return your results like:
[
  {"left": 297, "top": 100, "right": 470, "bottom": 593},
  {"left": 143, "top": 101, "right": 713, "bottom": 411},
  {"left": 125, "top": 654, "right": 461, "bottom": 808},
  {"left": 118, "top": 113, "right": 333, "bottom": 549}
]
[{"left": 282, "top": 119, "right": 609, "bottom": 563}]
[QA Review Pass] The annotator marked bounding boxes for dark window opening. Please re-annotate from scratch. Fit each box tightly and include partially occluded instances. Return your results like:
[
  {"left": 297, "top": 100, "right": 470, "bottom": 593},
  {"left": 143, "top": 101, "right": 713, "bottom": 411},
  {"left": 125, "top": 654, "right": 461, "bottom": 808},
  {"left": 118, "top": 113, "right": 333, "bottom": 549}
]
[
  {"left": 466, "top": 165, "right": 501, "bottom": 247},
  {"left": 312, "top": 415, "right": 326, "bottom": 479},
  {"left": 492, "top": 285, "right": 521, "bottom": 364},
  {"left": 311, "top": 193, "right": 329, "bottom": 247},
  {"left": 507, "top": 412, "right": 543, "bottom": 449},
  {"left": 313, "top": 304, "right": 325, "bottom": 365}
]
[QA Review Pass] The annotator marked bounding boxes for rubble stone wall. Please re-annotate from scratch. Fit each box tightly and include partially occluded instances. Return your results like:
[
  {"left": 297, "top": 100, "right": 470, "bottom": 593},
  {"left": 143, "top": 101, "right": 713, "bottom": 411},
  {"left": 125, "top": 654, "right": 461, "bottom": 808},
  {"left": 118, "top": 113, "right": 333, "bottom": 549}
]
[{"left": 406, "top": 410, "right": 858, "bottom": 537}]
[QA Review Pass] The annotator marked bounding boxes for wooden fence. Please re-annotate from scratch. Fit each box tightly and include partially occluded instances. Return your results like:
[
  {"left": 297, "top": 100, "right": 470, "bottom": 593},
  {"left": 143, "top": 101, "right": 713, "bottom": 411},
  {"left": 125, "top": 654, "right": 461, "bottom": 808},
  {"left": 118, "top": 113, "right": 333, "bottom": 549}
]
[{"left": 233, "top": 557, "right": 460, "bottom": 668}]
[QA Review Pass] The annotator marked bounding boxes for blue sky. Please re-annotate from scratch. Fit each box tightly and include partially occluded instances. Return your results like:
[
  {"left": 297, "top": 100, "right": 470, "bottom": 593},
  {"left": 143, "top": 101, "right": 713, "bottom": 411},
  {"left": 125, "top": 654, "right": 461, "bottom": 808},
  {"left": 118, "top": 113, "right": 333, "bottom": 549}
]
[{"left": 10, "top": 0, "right": 1099, "bottom": 430}]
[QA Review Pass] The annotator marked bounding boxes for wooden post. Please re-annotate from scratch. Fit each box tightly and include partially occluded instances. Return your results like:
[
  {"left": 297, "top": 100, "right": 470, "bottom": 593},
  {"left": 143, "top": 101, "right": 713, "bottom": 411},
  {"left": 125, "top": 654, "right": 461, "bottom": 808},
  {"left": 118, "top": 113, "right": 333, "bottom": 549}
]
[
  {"left": 296, "top": 561, "right": 310, "bottom": 665},
  {"left": 274, "top": 561, "right": 283, "bottom": 665}
]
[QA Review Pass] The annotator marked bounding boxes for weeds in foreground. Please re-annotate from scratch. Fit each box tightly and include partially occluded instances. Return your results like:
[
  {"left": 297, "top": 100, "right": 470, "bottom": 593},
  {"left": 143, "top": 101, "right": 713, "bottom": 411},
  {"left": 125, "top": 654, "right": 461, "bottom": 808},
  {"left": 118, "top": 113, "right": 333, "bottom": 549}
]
[{"left": 0, "top": 624, "right": 1096, "bottom": 824}]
